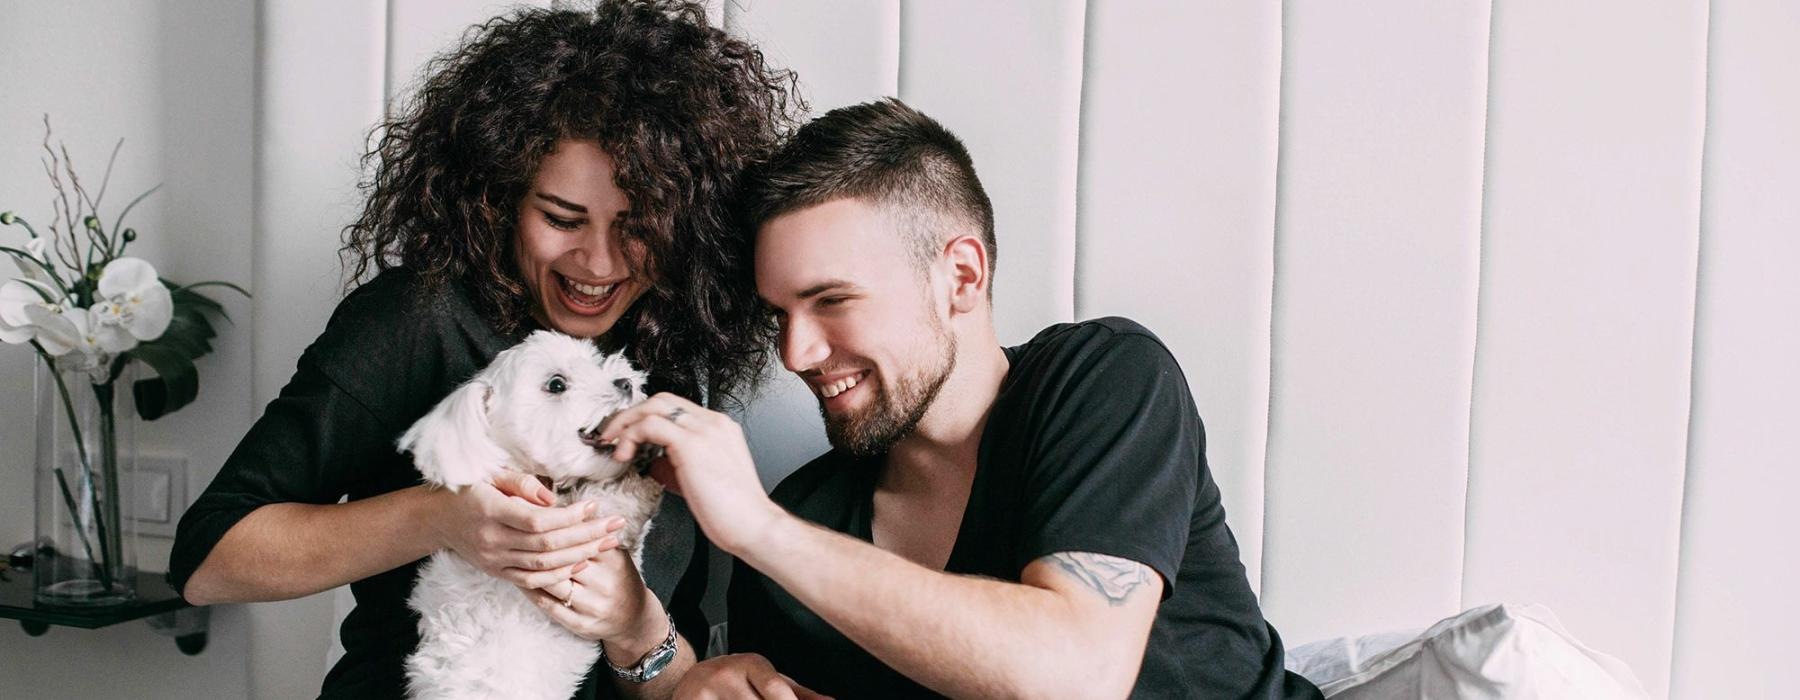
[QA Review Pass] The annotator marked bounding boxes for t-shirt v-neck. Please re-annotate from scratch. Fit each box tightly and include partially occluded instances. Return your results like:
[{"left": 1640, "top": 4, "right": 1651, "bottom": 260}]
[
  {"left": 853, "top": 447, "right": 980, "bottom": 574},
  {"left": 848, "top": 353, "right": 1024, "bottom": 575}
]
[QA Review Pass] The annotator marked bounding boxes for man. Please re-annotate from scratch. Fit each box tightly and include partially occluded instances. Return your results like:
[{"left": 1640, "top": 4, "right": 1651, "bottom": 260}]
[{"left": 599, "top": 99, "right": 1322, "bottom": 698}]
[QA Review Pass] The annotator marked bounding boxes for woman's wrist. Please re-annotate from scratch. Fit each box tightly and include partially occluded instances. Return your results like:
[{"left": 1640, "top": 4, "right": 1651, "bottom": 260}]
[
  {"left": 410, "top": 484, "right": 455, "bottom": 556},
  {"left": 603, "top": 591, "right": 670, "bottom": 663}
]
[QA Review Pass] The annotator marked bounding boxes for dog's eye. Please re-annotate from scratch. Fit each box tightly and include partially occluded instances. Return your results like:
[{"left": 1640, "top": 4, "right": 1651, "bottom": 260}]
[
  {"left": 545, "top": 375, "right": 568, "bottom": 394},
  {"left": 613, "top": 378, "right": 634, "bottom": 394}
]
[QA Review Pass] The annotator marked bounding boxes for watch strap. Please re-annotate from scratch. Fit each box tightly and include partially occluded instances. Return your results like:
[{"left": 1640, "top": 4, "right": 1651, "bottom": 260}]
[{"left": 604, "top": 611, "right": 678, "bottom": 684}]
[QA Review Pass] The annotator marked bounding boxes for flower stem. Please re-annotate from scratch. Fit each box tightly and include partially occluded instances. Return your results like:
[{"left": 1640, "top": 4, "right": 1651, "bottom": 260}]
[
  {"left": 49, "top": 468, "right": 104, "bottom": 581},
  {"left": 94, "top": 382, "right": 125, "bottom": 580}
]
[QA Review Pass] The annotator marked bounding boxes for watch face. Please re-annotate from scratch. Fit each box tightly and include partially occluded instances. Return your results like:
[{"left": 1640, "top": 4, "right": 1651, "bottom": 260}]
[{"left": 640, "top": 644, "right": 677, "bottom": 680}]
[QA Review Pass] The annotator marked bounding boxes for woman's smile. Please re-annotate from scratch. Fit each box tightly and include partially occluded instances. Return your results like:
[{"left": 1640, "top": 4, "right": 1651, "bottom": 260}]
[{"left": 553, "top": 271, "right": 627, "bottom": 317}]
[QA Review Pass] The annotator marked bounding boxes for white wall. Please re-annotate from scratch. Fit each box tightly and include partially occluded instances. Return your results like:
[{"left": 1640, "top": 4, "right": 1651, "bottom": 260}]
[
  {"left": 0, "top": 1, "right": 257, "bottom": 697},
  {"left": 4, "top": 2, "right": 1795, "bottom": 699}
]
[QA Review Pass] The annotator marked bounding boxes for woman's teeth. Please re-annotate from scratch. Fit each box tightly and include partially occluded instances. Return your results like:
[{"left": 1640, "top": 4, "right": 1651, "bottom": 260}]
[
  {"left": 820, "top": 373, "right": 861, "bottom": 398},
  {"left": 571, "top": 280, "right": 613, "bottom": 296},
  {"left": 560, "top": 275, "right": 616, "bottom": 306}
]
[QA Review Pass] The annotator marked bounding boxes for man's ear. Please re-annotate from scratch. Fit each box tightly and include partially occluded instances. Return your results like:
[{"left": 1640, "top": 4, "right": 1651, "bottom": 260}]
[
  {"left": 943, "top": 234, "right": 990, "bottom": 314},
  {"left": 397, "top": 380, "right": 506, "bottom": 489}
]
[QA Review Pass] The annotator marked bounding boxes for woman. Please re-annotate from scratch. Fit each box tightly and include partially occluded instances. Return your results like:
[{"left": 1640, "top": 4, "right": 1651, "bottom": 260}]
[{"left": 168, "top": 2, "right": 798, "bottom": 697}]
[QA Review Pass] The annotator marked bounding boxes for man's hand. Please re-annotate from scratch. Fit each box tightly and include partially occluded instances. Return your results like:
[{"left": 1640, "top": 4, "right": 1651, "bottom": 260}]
[
  {"left": 674, "top": 654, "right": 831, "bottom": 700},
  {"left": 599, "top": 393, "right": 783, "bottom": 554},
  {"left": 426, "top": 471, "right": 626, "bottom": 588}
]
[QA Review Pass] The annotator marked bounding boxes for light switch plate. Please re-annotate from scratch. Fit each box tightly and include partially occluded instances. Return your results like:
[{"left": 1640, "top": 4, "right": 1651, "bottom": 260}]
[{"left": 129, "top": 453, "right": 187, "bottom": 538}]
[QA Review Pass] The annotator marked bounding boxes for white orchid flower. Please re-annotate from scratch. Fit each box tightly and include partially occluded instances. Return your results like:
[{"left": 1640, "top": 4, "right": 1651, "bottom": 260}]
[
  {"left": 7, "top": 238, "right": 55, "bottom": 286},
  {"left": 0, "top": 277, "right": 49, "bottom": 344},
  {"left": 90, "top": 257, "right": 172, "bottom": 349},
  {"left": 20, "top": 299, "right": 90, "bottom": 356},
  {"left": 24, "top": 304, "right": 110, "bottom": 378}
]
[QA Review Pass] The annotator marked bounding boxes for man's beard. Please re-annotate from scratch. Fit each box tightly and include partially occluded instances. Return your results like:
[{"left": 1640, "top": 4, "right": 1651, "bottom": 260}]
[{"left": 823, "top": 319, "right": 957, "bottom": 457}]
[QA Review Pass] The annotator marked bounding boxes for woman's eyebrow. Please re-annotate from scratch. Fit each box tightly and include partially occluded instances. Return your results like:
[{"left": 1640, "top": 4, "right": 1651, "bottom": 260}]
[{"left": 533, "top": 191, "right": 588, "bottom": 213}]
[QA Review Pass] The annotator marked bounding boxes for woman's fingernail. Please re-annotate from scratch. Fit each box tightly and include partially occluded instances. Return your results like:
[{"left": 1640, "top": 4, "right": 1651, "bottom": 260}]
[
  {"left": 584, "top": 502, "right": 598, "bottom": 517},
  {"left": 606, "top": 516, "right": 625, "bottom": 530},
  {"left": 572, "top": 561, "right": 588, "bottom": 574},
  {"left": 599, "top": 536, "right": 619, "bottom": 549}
]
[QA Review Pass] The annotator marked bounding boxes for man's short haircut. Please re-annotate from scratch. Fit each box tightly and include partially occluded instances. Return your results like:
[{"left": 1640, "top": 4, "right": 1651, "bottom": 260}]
[{"left": 745, "top": 98, "right": 997, "bottom": 294}]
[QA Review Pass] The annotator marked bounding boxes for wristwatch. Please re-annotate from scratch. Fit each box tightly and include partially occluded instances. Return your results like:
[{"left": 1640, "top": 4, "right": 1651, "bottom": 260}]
[{"left": 605, "top": 612, "right": 678, "bottom": 683}]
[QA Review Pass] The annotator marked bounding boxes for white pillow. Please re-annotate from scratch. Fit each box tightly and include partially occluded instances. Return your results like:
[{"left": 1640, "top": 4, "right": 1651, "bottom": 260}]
[
  {"left": 1285, "top": 603, "right": 1650, "bottom": 699},
  {"left": 1286, "top": 626, "right": 1423, "bottom": 688}
]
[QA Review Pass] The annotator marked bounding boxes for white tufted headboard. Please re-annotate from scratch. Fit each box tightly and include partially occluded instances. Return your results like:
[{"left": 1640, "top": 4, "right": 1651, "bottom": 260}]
[{"left": 266, "top": 2, "right": 1797, "bottom": 699}]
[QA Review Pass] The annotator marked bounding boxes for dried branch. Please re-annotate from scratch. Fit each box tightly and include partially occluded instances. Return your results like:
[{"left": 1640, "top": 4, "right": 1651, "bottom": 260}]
[{"left": 93, "top": 138, "right": 124, "bottom": 211}]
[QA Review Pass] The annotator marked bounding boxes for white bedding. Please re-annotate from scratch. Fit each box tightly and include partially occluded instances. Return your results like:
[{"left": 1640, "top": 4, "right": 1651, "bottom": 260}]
[{"left": 1285, "top": 604, "right": 1650, "bottom": 699}]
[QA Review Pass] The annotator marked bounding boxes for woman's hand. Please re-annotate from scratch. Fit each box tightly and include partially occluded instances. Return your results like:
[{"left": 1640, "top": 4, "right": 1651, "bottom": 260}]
[
  {"left": 674, "top": 654, "right": 831, "bottom": 700},
  {"left": 426, "top": 471, "right": 625, "bottom": 588},
  {"left": 522, "top": 548, "right": 664, "bottom": 658}
]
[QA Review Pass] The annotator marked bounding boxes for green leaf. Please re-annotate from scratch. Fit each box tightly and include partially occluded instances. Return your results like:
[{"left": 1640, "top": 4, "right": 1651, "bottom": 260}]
[
  {"left": 154, "top": 325, "right": 211, "bottom": 360},
  {"left": 171, "top": 304, "right": 219, "bottom": 334},
  {"left": 168, "top": 284, "right": 223, "bottom": 312},
  {"left": 126, "top": 342, "right": 199, "bottom": 420},
  {"left": 176, "top": 280, "right": 250, "bottom": 299},
  {"left": 115, "top": 280, "right": 236, "bottom": 420},
  {"left": 164, "top": 280, "right": 236, "bottom": 325}
]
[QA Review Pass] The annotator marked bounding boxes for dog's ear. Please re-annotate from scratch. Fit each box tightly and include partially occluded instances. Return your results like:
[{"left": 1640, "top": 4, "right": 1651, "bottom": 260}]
[{"left": 397, "top": 379, "right": 507, "bottom": 489}]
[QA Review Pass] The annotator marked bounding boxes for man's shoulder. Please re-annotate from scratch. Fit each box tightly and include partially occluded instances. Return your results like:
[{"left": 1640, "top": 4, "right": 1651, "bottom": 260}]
[{"left": 1009, "top": 316, "right": 1182, "bottom": 384}]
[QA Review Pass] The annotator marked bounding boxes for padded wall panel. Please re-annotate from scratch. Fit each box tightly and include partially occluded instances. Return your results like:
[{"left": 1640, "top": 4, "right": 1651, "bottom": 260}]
[
  {"left": 258, "top": 0, "right": 390, "bottom": 678},
  {"left": 1259, "top": 0, "right": 1490, "bottom": 643},
  {"left": 726, "top": 0, "right": 898, "bottom": 114},
  {"left": 898, "top": 0, "right": 1086, "bottom": 345},
  {"left": 1075, "top": 1, "right": 1281, "bottom": 593},
  {"left": 1669, "top": 2, "right": 1800, "bottom": 698},
  {"left": 257, "top": 0, "right": 388, "bottom": 408},
  {"left": 725, "top": 0, "right": 901, "bottom": 486},
  {"left": 1463, "top": 3, "right": 1707, "bottom": 696}
]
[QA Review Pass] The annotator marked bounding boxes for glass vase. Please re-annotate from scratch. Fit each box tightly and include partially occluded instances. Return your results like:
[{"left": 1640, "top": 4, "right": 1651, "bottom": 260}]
[{"left": 33, "top": 357, "right": 139, "bottom": 606}]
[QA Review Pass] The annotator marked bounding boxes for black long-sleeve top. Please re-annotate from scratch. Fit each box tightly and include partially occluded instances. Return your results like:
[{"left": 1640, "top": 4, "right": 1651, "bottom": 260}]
[{"left": 169, "top": 268, "right": 710, "bottom": 699}]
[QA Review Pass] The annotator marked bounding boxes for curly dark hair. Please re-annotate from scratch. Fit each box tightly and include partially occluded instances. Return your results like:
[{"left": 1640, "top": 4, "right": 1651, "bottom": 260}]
[{"left": 342, "top": 0, "right": 801, "bottom": 407}]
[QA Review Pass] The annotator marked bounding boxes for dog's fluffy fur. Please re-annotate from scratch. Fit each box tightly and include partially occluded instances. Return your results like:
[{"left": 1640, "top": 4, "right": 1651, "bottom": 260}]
[{"left": 398, "top": 330, "right": 663, "bottom": 700}]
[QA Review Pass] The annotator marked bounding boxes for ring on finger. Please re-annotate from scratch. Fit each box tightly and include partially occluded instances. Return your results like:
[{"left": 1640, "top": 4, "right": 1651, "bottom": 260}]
[{"left": 563, "top": 581, "right": 579, "bottom": 608}]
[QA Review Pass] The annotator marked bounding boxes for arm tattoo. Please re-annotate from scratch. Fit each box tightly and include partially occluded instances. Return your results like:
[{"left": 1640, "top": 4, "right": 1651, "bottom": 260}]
[{"left": 1044, "top": 552, "right": 1150, "bottom": 607}]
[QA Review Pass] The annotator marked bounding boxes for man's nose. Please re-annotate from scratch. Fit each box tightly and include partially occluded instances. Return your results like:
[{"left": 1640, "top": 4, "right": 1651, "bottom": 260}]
[{"left": 781, "top": 315, "right": 828, "bottom": 374}]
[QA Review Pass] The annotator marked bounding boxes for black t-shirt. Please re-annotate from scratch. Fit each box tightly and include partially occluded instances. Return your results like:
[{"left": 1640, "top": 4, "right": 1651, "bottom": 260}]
[
  {"left": 167, "top": 268, "right": 712, "bottom": 699},
  {"left": 728, "top": 317, "right": 1322, "bottom": 699}
]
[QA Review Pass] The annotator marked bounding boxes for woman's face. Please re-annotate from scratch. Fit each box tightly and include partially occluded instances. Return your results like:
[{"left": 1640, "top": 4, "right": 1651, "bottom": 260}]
[{"left": 515, "top": 139, "right": 648, "bottom": 339}]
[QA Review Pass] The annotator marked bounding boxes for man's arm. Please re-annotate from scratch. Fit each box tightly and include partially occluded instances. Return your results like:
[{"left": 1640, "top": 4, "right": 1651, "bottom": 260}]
[
  {"left": 738, "top": 512, "right": 1162, "bottom": 699},
  {"left": 603, "top": 393, "right": 1164, "bottom": 698}
]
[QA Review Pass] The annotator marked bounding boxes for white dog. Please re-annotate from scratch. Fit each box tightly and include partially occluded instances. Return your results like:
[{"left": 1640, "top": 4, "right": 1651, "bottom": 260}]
[{"left": 397, "top": 330, "right": 664, "bottom": 700}]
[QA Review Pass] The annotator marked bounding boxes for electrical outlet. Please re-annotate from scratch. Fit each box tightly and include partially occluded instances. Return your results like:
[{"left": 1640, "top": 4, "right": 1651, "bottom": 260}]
[{"left": 130, "top": 453, "right": 188, "bottom": 538}]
